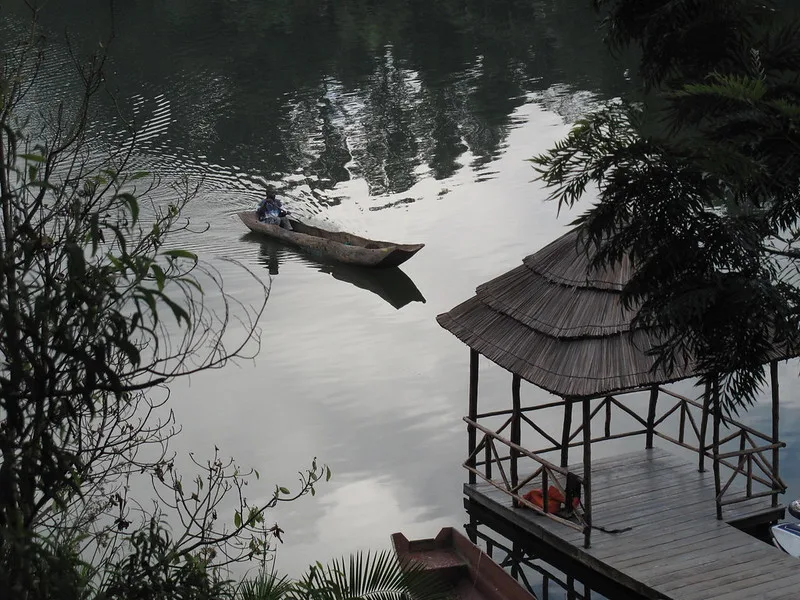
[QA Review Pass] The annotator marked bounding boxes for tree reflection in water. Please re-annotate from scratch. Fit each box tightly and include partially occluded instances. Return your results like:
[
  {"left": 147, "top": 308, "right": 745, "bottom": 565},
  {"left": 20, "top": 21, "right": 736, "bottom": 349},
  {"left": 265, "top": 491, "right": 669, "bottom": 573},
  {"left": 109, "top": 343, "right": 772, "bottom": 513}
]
[{"left": 5, "top": 0, "right": 631, "bottom": 203}]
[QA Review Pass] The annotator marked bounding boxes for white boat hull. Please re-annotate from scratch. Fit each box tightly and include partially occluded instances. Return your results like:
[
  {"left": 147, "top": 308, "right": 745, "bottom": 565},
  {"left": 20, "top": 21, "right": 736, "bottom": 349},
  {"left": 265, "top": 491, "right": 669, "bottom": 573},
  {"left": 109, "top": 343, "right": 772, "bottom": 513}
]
[{"left": 772, "top": 523, "right": 800, "bottom": 558}]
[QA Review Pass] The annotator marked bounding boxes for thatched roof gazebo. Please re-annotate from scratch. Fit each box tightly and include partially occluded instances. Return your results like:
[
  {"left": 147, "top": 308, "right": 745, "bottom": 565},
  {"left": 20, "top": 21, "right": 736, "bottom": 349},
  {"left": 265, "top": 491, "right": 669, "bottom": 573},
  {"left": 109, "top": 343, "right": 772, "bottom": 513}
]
[
  {"left": 437, "top": 228, "right": 787, "bottom": 548},
  {"left": 437, "top": 228, "right": 701, "bottom": 397}
]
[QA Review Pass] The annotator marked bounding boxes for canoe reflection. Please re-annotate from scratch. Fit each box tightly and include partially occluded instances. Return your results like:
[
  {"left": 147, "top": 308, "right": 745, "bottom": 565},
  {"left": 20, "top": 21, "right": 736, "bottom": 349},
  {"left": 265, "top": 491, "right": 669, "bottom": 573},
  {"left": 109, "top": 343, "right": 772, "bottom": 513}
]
[{"left": 244, "top": 234, "right": 426, "bottom": 310}]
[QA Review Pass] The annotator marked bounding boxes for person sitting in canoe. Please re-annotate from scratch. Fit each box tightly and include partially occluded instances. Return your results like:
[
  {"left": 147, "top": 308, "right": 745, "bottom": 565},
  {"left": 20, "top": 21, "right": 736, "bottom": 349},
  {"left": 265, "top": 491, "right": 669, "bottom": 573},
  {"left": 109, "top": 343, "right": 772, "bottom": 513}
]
[{"left": 256, "top": 190, "right": 292, "bottom": 230}]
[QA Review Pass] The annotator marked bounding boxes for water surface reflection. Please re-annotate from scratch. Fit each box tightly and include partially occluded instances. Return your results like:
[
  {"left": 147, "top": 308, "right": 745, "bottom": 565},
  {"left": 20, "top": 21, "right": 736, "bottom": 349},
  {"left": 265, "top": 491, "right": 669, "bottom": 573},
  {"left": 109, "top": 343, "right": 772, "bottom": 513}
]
[
  {"left": 5, "top": 0, "right": 800, "bottom": 586},
  {"left": 5, "top": 0, "right": 627, "bottom": 202}
]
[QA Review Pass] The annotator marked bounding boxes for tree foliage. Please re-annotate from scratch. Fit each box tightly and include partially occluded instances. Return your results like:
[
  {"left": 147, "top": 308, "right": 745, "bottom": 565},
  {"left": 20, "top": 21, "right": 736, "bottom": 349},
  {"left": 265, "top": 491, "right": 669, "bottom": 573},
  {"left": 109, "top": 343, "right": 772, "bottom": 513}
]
[
  {"left": 592, "top": 0, "right": 778, "bottom": 86},
  {"left": 533, "top": 0, "right": 800, "bottom": 410},
  {"left": 239, "top": 551, "right": 452, "bottom": 600},
  {"left": 0, "top": 6, "right": 328, "bottom": 599}
]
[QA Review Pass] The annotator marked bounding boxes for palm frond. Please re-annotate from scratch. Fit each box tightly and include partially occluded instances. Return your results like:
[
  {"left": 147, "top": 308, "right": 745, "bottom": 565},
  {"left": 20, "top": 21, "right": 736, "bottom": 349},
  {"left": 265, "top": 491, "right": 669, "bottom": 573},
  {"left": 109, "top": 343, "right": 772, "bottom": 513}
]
[
  {"left": 294, "top": 551, "right": 452, "bottom": 600},
  {"left": 238, "top": 571, "right": 293, "bottom": 600}
]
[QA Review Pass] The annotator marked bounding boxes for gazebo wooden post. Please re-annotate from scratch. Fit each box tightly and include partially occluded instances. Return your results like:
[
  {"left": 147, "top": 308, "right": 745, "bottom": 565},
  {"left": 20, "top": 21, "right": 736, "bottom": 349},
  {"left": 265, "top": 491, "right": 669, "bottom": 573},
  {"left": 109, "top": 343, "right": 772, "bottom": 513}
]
[
  {"left": 645, "top": 386, "right": 659, "bottom": 449},
  {"left": 698, "top": 381, "right": 712, "bottom": 473},
  {"left": 561, "top": 398, "right": 572, "bottom": 468},
  {"left": 466, "top": 515, "right": 478, "bottom": 544},
  {"left": 582, "top": 397, "right": 592, "bottom": 548},
  {"left": 468, "top": 349, "right": 479, "bottom": 485},
  {"left": 510, "top": 541, "right": 521, "bottom": 580},
  {"left": 770, "top": 361, "right": 780, "bottom": 508},
  {"left": 712, "top": 377, "right": 722, "bottom": 520},
  {"left": 511, "top": 374, "right": 521, "bottom": 506}
]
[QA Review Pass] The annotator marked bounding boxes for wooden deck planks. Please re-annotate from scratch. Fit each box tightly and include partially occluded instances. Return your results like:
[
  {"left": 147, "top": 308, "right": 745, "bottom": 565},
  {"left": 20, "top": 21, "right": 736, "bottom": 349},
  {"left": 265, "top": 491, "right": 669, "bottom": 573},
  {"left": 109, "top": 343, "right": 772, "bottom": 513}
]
[
  {"left": 647, "top": 552, "right": 778, "bottom": 587},
  {"left": 466, "top": 446, "right": 800, "bottom": 600},
  {"left": 664, "top": 556, "right": 796, "bottom": 598}
]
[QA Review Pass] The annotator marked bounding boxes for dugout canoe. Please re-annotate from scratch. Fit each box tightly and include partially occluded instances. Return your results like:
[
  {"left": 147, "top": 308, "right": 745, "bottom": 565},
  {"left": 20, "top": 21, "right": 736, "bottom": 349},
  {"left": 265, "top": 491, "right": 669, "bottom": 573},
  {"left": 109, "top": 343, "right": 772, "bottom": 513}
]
[
  {"left": 238, "top": 211, "right": 424, "bottom": 268},
  {"left": 391, "top": 527, "right": 535, "bottom": 600},
  {"left": 245, "top": 233, "right": 426, "bottom": 309}
]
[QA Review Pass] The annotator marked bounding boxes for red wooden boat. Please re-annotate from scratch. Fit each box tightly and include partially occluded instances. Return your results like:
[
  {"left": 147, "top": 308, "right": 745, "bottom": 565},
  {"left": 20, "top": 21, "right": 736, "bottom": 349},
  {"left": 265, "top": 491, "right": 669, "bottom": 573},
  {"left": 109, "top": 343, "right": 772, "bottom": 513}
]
[{"left": 391, "top": 528, "right": 536, "bottom": 600}]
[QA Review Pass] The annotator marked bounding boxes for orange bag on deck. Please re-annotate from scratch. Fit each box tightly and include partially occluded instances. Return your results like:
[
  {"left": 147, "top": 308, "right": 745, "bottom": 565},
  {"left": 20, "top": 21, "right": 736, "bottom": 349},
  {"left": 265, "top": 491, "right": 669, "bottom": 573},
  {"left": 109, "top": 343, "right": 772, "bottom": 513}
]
[
  {"left": 521, "top": 485, "right": 580, "bottom": 514},
  {"left": 522, "top": 485, "right": 564, "bottom": 513}
]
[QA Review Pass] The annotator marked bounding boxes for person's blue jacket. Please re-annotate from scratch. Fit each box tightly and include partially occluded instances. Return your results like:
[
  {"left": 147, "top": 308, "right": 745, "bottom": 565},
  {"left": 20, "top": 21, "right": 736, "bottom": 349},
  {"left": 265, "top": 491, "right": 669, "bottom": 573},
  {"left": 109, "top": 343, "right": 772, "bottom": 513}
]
[{"left": 257, "top": 194, "right": 283, "bottom": 221}]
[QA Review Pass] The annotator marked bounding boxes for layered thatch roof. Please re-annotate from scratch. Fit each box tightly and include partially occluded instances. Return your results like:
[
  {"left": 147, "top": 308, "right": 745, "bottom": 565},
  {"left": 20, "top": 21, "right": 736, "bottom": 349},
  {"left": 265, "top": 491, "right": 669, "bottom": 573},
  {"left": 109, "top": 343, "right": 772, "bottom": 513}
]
[{"left": 437, "top": 229, "right": 695, "bottom": 398}]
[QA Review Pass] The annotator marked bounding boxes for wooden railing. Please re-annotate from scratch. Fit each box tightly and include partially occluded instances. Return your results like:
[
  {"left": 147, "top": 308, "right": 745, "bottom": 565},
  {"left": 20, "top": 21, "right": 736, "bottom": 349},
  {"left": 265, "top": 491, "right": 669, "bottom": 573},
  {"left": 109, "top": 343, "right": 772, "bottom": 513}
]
[
  {"left": 463, "top": 415, "right": 590, "bottom": 546},
  {"left": 652, "top": 388, "right": 786, "bottom": 518},
  {"left": 466, "top": 385, "right": 784, "bottom": 531}
]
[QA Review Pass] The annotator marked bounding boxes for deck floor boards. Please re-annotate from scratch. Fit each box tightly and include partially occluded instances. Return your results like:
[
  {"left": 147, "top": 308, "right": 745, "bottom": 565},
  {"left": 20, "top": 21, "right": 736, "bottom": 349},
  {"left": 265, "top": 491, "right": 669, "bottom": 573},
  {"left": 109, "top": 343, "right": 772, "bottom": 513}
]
[{"left": 466, "top": 446, "right": 798, "bottom": 600}]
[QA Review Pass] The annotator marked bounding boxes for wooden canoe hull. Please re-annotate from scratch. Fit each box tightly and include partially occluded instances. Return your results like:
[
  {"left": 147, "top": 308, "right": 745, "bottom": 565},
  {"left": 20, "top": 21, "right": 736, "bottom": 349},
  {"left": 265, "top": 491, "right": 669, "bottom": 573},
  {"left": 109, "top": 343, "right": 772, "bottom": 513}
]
[
  {"left": 245, "top": 233, "right": 426, "bottom": 309},
  {"left": 392, "top": 527, "right": 535, "bottom": 600},
  {"left": 238, "top": 211, "right": 424, "bottom": 268}
]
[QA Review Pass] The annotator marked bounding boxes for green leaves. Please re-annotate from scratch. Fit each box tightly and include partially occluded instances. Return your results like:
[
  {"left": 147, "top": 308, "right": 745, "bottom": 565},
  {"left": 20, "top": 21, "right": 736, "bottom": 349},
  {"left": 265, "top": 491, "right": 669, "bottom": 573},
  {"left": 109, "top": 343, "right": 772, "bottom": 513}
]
[
  {"left": 117, "top": 336, "right": 142, "bottom": 368},
  {"left": 530, "top": 103, "right": 645, "bottom": 212},
  {"left": 593, "top": 0, "right": 773, "bottom": 88},
  {"left": 151, "top": 263, "right": 166, "bottom": 292},
  {"left": 65, "top": 243, "right": 86, "bottom": 280},
  {"left": 160, "top": 292, "right": 190, "bottom": 326},
  {"left": 0, "top": 13, "right": 275, "bottom": 600},
  {"left": 678, "top": 73, "right": 768, "bottom": 104},
  {"left": 291, "top": 551, "right": 453, "bottom": 600},
  {"left": 162, "top": 248, "right": 198, "bottom": 261},
  {"left": 134, "top": 286, "right": 192, "bottom": 327},
  {"left": 238, "top": 572, "right": 293, "bottom": 600},
  {"left": 535, "top": 0, "right": 800, "bottom": 410},
  {"left": 117, "top": 192, "right": 139, "bottom": 223}
]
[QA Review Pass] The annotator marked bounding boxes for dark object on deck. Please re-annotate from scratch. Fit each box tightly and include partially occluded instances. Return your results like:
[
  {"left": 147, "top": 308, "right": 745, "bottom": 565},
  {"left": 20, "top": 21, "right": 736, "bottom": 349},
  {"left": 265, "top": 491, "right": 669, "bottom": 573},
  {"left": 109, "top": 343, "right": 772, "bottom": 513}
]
[
  {"left": 391, "top": 527, "right": 535, "bottom": 600},
  {"left": 239, "top": 211, "right": 424, "bottom": 268}
]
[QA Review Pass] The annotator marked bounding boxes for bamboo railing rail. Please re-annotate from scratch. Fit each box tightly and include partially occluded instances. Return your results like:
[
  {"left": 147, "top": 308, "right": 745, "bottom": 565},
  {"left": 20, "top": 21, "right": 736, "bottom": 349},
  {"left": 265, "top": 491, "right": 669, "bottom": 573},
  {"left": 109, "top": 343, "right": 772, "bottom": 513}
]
[
  {"left": 653, "top": 388, "right": 786, "bottom": 513},
  {"left": 463, "top": 416, "right": 588, "bottom": 541},
  {"left": 466, "top": 385, "right": 784, "bottom": 526}
]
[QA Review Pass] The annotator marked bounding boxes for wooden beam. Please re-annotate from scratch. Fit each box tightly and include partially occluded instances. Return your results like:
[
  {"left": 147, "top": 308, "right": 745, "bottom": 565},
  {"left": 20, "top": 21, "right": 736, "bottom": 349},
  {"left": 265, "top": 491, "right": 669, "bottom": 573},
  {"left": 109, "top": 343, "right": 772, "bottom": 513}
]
[
  {"left": 770, "top": 360, "right": 780, "bottom": 509},
  {"left": 698, "top": 381, "right": 711, "bottom": 472},
  {"left": 661, "top": 386, "right": 772, "bottom": 441},
  {"left": 468, "top": 349, "right": 479, "bottom": 485},
  {"left": 485, "top": 433, "right": 493, "bottom": 480},
  {"left": 561, "top": 398, "right": 572, "bottom": 469},
  {"left": 713, "top": 378, "right": 722, "bottom": 520},
  {"left": 511, "top": 541, "right": 520, "bottom": 580},
  {"left": 464, "top": 417, "right": 573, "bottom": 475},
  {"left": 583, "top": 397, "right": 592, "bottom": 548},
  {"left": 511, "top": 374, "right": 521, "bottom": 503},
  {"left": 645, "top": 386, "right": 658, "bottom": 449}
]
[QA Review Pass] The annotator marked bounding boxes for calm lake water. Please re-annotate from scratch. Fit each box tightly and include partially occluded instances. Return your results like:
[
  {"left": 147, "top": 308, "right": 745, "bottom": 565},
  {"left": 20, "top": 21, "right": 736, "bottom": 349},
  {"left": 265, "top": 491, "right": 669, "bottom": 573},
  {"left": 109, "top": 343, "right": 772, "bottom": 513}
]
[{"left": 6, "top": 1, "right": 800, "bottom": 596}]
